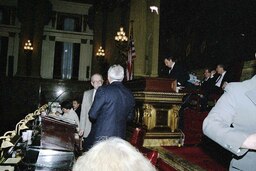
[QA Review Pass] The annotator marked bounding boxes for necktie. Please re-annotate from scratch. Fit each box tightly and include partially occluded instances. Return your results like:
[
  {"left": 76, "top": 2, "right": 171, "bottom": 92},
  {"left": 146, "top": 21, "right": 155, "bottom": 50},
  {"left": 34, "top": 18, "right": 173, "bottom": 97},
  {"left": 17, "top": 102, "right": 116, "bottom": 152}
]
[
  {"left": 92, "top": 89, "right": 96, "bottom": 101},
  {"left": 215, "top": 74, "right": 222, "bottom": 87},
  {"left": 216, "top": 74, "right": 221, "bottom": 82}
]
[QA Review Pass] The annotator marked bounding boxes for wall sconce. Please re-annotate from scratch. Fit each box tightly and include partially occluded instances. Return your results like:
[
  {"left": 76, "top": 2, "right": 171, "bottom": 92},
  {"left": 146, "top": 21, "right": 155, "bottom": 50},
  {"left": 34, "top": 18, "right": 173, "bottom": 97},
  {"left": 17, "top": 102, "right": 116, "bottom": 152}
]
[
  {"left": 114, "top": 27, "right": 129, "bottom": 66},
  {"left": 96, "top": 46, "right": 105, "bottom": 59},
  {"left": 24, "top": 40, "right": 33, "bottom": 51},
  {"left": 115, "top": 27, "right": 128, "bottom": 42},
  {"left": 24, "top": 40, "right": 33, "bottom": 76},
  {"left": 96, "top": 46, "right": 105, "bottom": 63}
]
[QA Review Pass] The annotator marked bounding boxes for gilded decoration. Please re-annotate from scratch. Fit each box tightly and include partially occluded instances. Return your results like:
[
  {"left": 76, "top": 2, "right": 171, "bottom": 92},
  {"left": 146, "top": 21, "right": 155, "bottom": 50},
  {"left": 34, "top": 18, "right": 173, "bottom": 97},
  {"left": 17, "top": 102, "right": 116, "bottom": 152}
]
[
  {"left": 133, "top": 91, "right": 185, "bottom": 103},
  {"left": 142, "top": 104, "right": 156, "bottom": 130},
  {"left": 168, "top": 105, "right": 181, "bottom": 132},
  {"left": 125, "top": 78, "right": 187, "bottom": 146},
  {"left": 131, "top": 91, "right": 186, "bottom": 146}
]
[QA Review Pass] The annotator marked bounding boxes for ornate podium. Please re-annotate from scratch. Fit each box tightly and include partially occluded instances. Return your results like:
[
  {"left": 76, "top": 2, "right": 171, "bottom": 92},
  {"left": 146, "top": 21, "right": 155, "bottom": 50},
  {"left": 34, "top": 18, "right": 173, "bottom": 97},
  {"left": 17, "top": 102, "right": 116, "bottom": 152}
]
[{"left": 126, "top": 77, "right": 186, "bottom": 146}]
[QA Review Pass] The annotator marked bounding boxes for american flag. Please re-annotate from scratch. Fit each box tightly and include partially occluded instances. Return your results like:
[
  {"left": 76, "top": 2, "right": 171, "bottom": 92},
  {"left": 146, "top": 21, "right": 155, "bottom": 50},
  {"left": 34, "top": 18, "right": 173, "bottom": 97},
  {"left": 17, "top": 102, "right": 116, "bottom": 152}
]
[{"left": 126, "top": 23, "right": 136, "bottom": 81}]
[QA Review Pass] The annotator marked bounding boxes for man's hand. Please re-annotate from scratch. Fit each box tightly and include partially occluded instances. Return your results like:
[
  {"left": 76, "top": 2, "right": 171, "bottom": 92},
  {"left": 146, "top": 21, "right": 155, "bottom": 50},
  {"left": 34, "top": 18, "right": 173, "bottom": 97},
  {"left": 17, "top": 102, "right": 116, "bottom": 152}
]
[
  {"left": 222, "top": 81, "right": 228, "bottom": 90},
  {"left": 79, "top": 130, "right": 84, "bottom": 137},
  {"left": 241, "top": 133, "right": 256, "bottom": 150}
]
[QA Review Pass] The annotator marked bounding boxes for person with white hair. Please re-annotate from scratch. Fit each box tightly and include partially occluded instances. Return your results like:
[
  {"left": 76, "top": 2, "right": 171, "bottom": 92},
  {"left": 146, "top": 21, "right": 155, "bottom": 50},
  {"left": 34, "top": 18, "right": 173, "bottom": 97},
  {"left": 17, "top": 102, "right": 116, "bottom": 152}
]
[
  {"left": 85, "top": 65, "right": 135, "bottom": 150},
  {"left": 79, "top": 73, "right": 103, "bottom": 150},
  {"left": 72, "top": 137, "right": 156, "bottom": 171}
]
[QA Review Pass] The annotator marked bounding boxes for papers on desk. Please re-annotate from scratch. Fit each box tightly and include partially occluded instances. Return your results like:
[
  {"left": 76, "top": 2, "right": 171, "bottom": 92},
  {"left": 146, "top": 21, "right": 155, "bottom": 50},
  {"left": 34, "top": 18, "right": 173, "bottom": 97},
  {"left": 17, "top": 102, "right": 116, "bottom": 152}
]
[
  {"left": 4, "top": 157, "right": 21, "bottom": 164},
  {"left": 0, "top": 166, "right": 15, "bottom": 171}
]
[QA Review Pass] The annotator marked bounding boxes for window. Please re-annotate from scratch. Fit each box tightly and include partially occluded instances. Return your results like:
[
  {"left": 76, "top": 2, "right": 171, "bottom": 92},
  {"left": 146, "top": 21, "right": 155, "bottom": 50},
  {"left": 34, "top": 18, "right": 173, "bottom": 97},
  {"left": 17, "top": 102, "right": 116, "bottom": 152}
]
[
  {"left": 53, "top": 14, "right": 82, "bottom": 80},
  {"left": 56, "top": 13, "right": 82, "bottom": 32},
  {"left": 0, "top": 7, "right": 14, "bottom": 25},
  {"left": 53, "top": 42, "right": 80, "bottom": 80}
]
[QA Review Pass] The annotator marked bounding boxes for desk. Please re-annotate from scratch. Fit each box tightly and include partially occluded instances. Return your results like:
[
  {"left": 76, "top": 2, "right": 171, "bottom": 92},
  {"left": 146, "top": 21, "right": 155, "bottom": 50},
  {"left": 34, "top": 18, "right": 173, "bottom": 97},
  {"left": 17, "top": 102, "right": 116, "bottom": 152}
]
[
  {"left": 21, "top": 146, "right": 74, "bottom": 171},
  {"left": 0, "top": 115, "right": 77, "bottom": 171}
]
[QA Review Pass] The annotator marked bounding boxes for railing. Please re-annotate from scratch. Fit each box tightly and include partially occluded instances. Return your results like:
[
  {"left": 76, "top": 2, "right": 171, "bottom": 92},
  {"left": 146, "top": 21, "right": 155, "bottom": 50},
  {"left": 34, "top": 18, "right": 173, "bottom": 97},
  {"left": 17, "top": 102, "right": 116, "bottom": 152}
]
[{"left": 0, "top": 104, "right": 48, "bottom": 167}]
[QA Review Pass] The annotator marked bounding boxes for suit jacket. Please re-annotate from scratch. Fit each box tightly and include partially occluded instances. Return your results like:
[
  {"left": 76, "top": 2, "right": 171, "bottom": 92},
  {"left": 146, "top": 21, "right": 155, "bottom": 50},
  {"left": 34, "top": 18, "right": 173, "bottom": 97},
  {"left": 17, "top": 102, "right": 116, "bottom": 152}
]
[
  {"left": 201, "top": 77, "right": 215, "bottom": 97},
  {"left": 213, "top": 71, "right": 233, "bottom": 94},
  {"left": 165, "top": 62, "right": 189, "bottom": 86},
  {"left": 216, "top": 71, "right": 233, "bottom": 88},
  {"left": 203, "top": 75, "right": 256, "bottom": 170},
  {"left": 74, "top": 105, "right": 81, "bottom": 119},
  {"left": 87, "top": 82, "right": 135, "bottom": 147},
  {"left": 80, "top": 89, "right": 94, "bottom": 138}
]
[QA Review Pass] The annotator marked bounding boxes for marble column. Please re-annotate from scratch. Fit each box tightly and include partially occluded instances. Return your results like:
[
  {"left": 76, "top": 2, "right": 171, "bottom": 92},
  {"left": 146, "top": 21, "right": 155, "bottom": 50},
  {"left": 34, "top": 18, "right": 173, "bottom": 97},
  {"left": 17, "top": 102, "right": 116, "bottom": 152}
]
[{"left": 130, "top": 0, "right": 160, "bottom": 77}]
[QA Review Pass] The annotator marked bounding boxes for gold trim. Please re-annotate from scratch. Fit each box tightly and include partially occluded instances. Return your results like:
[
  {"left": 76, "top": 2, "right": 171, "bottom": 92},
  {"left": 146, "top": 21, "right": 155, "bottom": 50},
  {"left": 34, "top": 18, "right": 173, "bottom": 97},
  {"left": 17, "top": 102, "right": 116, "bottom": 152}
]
[
  {"left": 133, "top": 91, "right": 185, "bottom": 103},
  {"left": 132, "top": 90, "right": 186, "bottom": 147},
  {"left": 143, "top": 138, "right": 181, "bottom": 147},
  {"left": 151, "top": 146, "right": 205, "bottom": 171},
  {"left": 169, "top": 105, "right": 181, "bottom": 132},
  {"left": 143, "top": 129, "right": 184, "bottom": 147}
]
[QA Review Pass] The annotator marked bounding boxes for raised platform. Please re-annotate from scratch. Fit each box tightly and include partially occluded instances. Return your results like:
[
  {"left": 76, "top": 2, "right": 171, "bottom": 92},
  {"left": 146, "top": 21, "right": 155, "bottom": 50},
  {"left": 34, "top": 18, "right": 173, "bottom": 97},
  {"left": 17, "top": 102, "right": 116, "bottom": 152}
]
[{"left": 152, "top": 146, "right": 229, "bottom": 171}]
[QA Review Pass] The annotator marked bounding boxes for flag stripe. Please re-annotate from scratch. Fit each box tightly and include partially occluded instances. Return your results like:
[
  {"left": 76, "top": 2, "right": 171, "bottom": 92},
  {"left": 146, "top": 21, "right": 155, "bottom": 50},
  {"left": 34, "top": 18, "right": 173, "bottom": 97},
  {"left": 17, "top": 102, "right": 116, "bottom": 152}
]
[{"left": 126, "top": 22, "right": 136, "bottom": 81}]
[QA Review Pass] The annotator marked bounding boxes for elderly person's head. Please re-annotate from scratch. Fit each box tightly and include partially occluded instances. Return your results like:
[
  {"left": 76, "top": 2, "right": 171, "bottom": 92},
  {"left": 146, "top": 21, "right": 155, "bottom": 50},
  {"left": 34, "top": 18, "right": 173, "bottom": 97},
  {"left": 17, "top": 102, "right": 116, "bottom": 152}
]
[
  {"left": 72, "top": 137, "right": 156, "bottom": 171},
  {"left": 91, "top": 73, "right": 103, "bottom": 89},
  {"left": 107, "top": 64, "right": 124, "bottom": 83}
]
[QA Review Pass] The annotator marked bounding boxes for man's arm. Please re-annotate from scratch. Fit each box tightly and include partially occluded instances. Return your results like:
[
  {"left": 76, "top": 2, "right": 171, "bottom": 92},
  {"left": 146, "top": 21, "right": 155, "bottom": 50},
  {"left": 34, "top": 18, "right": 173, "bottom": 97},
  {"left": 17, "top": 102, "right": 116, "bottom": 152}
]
[
  {"left": 88, "top": 87, "right": 105, "bottom": 121},
  {"left": 203, "top": 88, "right": 249, "bottom": 156},
  {"left": 79, "top": 92, "right": 87, "bottom": 135},
  {"left": 127, "top": 96, "right": 135, "bottom": 122}
]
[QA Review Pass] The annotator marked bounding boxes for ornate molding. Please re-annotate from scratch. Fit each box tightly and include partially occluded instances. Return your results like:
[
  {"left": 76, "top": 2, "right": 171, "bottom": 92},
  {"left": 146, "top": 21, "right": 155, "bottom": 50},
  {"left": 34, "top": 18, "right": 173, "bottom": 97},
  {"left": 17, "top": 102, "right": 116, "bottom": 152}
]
[{"left": 133, "top": 91, "right": 186, "bottom": 103}]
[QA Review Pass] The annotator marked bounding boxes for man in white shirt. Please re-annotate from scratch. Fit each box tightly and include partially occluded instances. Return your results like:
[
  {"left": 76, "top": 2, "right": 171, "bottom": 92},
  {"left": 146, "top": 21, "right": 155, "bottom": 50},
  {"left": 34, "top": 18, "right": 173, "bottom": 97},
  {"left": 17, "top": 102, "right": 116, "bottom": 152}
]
[{"left": 60, "top": 100, "right": 80, "bottom": 127}]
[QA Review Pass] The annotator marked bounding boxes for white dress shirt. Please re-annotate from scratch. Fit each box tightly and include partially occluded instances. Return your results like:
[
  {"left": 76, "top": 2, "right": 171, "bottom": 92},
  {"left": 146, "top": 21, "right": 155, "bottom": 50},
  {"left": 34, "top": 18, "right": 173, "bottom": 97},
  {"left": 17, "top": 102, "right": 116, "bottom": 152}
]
[{"left": 215, "top": 71, "right": 226, "bottom": 87}]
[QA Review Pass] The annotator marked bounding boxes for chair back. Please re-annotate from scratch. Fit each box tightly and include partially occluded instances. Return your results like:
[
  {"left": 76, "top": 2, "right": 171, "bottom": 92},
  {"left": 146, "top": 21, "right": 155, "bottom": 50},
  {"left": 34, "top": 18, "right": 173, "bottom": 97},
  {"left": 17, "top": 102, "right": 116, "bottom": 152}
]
[{"left": 130, "top": 127, "right": 145, "bottom": 149}]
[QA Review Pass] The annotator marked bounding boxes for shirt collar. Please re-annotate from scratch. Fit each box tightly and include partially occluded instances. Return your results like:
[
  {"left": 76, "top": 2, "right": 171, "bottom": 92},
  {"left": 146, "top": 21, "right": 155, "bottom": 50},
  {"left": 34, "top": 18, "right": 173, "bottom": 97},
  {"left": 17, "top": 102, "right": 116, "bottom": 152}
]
[{"left": 171, "top": 62, "right": 175, "bottom": 68}]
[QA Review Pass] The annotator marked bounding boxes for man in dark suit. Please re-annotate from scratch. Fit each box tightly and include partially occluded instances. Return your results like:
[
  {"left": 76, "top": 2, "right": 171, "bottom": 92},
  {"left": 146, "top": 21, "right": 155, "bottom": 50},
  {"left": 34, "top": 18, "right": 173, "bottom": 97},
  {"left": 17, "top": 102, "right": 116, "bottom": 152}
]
[
  {"left": 199, "top": 68, "right": 216, "bottom": 110},
  {"left": 72, "top": 98, "right": 81, "bottom": 119},
  {"left": 201, "top": 68, "right": 215, "bottom": 95},
  {"left": 213, "top": 64, "right": 232, "bottom": 95},
  {"left": 164, "top": 55, "right": 189, "bottom": 86},
  {"left": 85, "top": 65, "right": 135, "bottom": 150}
]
